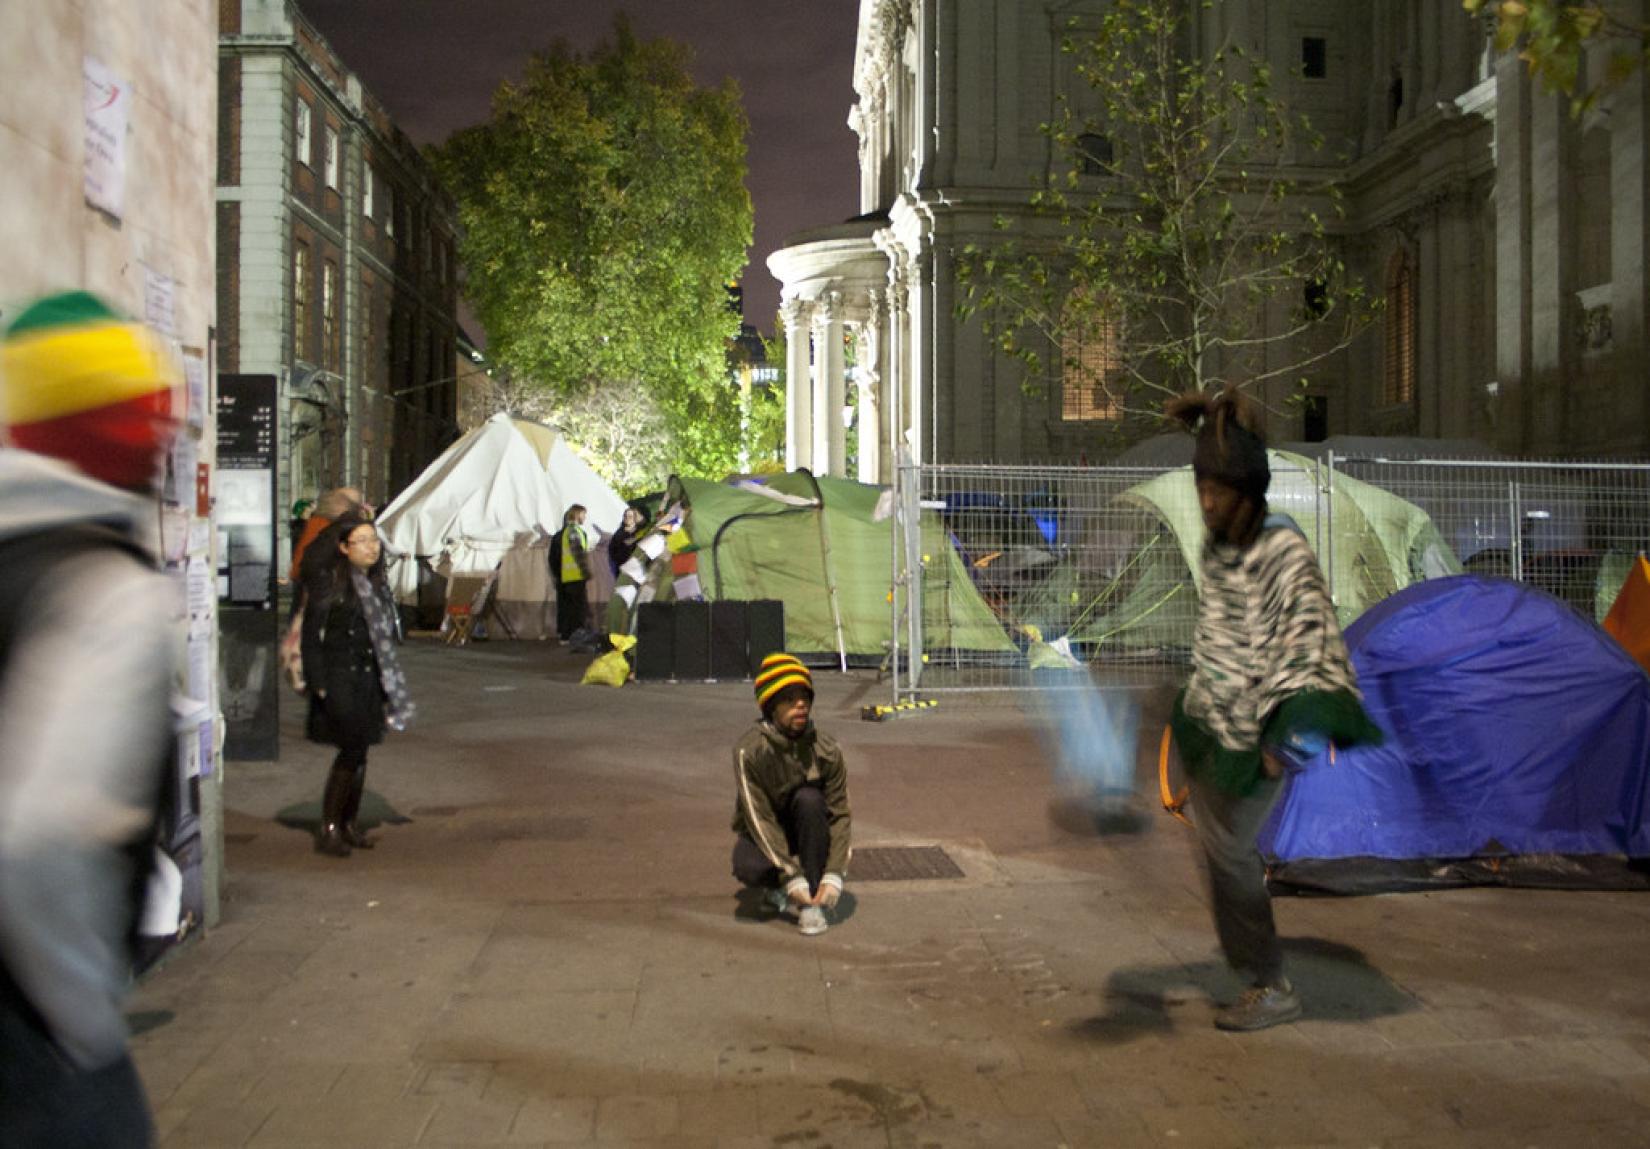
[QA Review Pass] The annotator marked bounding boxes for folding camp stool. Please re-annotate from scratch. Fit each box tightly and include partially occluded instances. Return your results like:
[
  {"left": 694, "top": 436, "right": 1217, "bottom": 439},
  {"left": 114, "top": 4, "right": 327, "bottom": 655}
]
[{"left": 443, "top": 574, "right": 493, "bottom": 646}]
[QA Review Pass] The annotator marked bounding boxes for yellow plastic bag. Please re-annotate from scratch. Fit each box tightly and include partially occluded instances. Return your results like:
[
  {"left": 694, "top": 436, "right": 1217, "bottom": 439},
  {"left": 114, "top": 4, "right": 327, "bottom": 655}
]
[{"left": 580, "top": 634, "right": 637, "bottom": 687}]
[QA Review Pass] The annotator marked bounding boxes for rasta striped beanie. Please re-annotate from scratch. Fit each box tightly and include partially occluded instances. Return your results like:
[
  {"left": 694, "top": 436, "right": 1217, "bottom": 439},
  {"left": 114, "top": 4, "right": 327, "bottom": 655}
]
[
  {"left": 755, "top": 652, "right": 813, "bottom": 712},
  {"left": 1, "top": 291, "right": 179, "bottom": 490}
]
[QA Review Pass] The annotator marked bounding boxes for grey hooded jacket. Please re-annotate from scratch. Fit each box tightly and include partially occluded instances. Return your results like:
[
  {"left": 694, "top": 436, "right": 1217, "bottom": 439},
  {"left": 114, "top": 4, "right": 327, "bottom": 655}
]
[{"left": 0, "top": 450, "right": 175, "bottom": 1069}]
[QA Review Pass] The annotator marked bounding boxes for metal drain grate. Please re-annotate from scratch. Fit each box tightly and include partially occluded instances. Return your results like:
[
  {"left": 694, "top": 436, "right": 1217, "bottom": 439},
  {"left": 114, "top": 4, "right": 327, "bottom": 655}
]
[{"left": 851, "top": 846, "right": 965, "bottom": 882}]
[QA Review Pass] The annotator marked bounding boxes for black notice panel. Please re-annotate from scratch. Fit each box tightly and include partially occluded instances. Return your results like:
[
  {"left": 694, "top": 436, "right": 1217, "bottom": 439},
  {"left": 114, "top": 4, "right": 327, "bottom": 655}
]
[
  {"left": 709, "top": 601, "right": 751, "bottom": 680},
  {"left": 672, "top": 600, "right": 712, "bottom": 680},
  {"left": 635, "top": 603, "right": 675, "bottom": 681},
  {"left": 746, "top": 600, "right": 785, "bottom": 673}
]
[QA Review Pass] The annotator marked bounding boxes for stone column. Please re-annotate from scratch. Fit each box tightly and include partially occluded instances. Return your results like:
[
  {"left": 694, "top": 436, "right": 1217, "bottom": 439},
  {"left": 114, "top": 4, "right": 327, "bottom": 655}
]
[
  {"left": 1494, "top": 53, "right": 1533, "bottom": 452},
  {"left": 894, "top": 264, "right": 921, "bottom": 464},
  {"left": 854, "top": 302, "right": 882, "bottom": 484},
  {"left": 1612, "top": 67, "right": 1650, "bottom": 454},
  {"left": 884, "top": 273, "right": 908, "bottom": 465},
  {"left": 814, "top": 290, "right": 848, "bottom": 477},
  {"left": 1529, "top": 85, "right": 1569, "bottom": 452},
  {"left": 780, "top": 298, "right": 813, "bottom": 471}
]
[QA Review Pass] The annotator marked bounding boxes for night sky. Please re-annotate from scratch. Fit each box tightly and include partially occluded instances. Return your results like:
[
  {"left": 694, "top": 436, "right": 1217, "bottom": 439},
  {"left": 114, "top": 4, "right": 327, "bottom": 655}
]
[{"left": 298, "top": 1, "right": 863, "bottom": 336}]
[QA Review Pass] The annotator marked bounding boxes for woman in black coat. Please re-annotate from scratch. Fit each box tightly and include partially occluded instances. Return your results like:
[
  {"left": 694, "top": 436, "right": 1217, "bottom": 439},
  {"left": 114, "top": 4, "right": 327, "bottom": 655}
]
[
  {"left": 300, "top": 513, "right": 415, "bottom": 857},
  {"left": 607, "top": 504, "right": 647, "bottom": 577}
]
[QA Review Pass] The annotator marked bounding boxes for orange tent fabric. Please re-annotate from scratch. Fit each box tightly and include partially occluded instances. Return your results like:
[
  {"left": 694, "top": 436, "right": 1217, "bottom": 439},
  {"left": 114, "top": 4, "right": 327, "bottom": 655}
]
[{"left": 1603, "top": 555, "right": 1650, "bottom": 674}]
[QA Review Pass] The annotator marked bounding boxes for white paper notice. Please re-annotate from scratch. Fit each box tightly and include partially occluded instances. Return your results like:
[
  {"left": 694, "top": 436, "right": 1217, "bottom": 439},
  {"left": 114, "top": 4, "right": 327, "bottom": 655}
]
[
  {"left": 182, "top": 349, "right": 208, "bottom": 435},
  {"left": 144, "top": 267, "right": 177, "bottom": 340},
  {"left": 619, "top": 556, "right": 648, "bottom": 584},
  {"left": 83, "top": 56, "right": 131, "bottom": 219},
  {"left": 186, "top": 627, "right": 213, "bottom": 704},
  {"left": 615, "top": 584, "right": 638, "bottom": 608},
  {"left": 673, "top": 574, "right": 702, "bottom": 600},
  {"left": 637, "top": 533, "right": 667, "bottom": 561},
  {"left": 185, "top": 557, "right": 214, "bottom": 618}
]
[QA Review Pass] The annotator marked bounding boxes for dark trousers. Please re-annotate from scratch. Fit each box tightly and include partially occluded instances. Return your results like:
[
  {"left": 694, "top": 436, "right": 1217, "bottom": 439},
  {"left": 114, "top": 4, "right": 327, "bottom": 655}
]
[
  {"left": 731, "top": 784, "right": 829, "bottom": 896},
  {"left": 556, "top": 579, "right": 588, "bottom": 639},
  {"left": 0, "top": 977, "right": 153, "bottom": 1148},
  {"left": 1189, "top": 771, "right": 1286, "bottom": 985}
]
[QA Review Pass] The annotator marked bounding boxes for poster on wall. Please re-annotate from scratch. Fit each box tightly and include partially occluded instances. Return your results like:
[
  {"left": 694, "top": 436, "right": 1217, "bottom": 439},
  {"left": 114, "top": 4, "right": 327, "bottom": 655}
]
[{"left": 83, "top": 55, "right": 130, "bottom": 219}]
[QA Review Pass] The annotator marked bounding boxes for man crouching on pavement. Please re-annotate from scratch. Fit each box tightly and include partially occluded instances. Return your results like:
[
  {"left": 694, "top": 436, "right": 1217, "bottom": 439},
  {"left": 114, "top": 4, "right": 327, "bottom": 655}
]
[{"left": 731, "top": 654, "right": 851, "bottom": 936}]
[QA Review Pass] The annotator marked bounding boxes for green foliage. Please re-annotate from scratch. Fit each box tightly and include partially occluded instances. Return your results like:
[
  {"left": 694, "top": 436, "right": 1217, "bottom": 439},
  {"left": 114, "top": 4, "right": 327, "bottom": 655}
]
[
  {"left": 1464, "top": 0, "right": 1650, "bottom": 115},
  {"left": 744, "top": 382, "right": 787, "bottom": 472},
  {"left": 430, "top": 16, "right": 754, "bottom": 478},
  {"left": 955, "top": 0, "right": 1376, "bottom": 425}
]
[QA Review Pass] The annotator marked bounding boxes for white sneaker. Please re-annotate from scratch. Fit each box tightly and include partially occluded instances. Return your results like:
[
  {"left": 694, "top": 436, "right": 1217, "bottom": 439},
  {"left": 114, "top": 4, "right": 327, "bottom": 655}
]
[
  {"left": 765, "top": 887, "right": 790, "bottom": 916},
  {"left": 797, "top": 906, "right": 828, "bottom": 936}
]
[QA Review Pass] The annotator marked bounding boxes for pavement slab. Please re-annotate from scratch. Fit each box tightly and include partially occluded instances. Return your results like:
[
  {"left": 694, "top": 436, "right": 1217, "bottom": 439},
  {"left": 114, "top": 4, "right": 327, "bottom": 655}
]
[{"left": 129, "top": 642, "right": 1650, "bottom": 1148}]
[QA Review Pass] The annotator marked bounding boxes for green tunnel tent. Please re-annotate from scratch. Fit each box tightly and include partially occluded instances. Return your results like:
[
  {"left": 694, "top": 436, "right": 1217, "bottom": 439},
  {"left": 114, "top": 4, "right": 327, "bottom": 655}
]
[
  {"left": 654, "top": 472, "right": 1014, "bottom": 665},
  {"left": 1024, "top": 451, "right": 1462, "bottom": 654}
]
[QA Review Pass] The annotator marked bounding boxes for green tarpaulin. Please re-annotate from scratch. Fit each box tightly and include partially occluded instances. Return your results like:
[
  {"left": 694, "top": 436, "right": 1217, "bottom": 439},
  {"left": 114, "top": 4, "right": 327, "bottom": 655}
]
[{"left": 665, "top": 472, "right": 1013, "bottom": 662}]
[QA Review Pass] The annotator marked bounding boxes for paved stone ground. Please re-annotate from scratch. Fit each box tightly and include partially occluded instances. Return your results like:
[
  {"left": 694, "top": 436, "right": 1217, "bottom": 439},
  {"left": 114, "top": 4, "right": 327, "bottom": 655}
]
[{"left": 130, "top": 641, "right": 1650, "bottom": 1148}]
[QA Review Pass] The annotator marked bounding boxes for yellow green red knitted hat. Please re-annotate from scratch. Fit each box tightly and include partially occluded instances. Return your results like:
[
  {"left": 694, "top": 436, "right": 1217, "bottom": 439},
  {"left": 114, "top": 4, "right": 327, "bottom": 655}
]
[
  {"left": 1, "top": 291, "right": 179, "bottom": 489},
  {"left": 755, "top": 652, "right": 812, "bottom": 710}
]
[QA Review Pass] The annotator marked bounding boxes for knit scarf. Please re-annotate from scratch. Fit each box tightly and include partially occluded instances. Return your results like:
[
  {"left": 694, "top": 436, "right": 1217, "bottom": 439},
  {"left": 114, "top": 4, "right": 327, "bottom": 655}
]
[{"left": 352, "top": 568, "right": 416, "bottom": 731}]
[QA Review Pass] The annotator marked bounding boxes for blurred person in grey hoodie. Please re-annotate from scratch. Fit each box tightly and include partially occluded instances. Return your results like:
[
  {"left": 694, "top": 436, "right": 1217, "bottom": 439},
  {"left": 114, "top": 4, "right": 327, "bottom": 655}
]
[{"left": 0, "top": 291, "right": 180, "bottom": 1147}]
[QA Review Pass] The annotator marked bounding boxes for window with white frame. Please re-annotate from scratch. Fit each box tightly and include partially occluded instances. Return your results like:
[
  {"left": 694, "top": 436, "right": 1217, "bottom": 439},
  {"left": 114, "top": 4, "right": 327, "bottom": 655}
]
[
  {"left": 322, "top": 260, "right": 339, "bottom": 369},
  {"left": 385, "top": 184, "right": 396, "bottom": 239},
  {"left": 293, "top": 241, "right": 311, "bottom": 360},
  {"left": 363, "top": 165, "right": 375, "bottom": 218},
  {"left": 295, "top": 100, "right": 312, "bottom": 166},
  {"left": 323, "top": 127, "right": 339, "bottom": 189}
]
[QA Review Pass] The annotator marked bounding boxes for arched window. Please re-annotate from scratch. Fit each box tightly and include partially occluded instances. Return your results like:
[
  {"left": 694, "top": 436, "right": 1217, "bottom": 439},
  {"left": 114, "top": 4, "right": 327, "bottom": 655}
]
[
  {"left": 1060, "top": 299, "right": 1123, "bottom": 422},
  {"left": 1384, "top": 250, "right": 1415, "bottom": 407}
]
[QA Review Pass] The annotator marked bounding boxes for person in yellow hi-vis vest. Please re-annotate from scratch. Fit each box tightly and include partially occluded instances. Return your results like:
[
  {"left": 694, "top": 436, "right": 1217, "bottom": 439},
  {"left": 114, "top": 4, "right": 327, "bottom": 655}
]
[{"left": 549, "top": 504, "right": 593, "bottom": 642}]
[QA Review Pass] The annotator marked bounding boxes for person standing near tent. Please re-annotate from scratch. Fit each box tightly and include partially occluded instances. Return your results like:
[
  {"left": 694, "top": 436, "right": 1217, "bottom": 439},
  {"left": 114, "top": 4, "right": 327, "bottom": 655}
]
[
  {"left": 1165, "top": 386, "right": 1381, "bottom": 1033},
  {"left": 282, "top": 487, "right": 369, "bottom": 691},
  {"left": 607, "top": 504, "right": 647, "bottom": 577},
  {"left": 549, "top": 503, "right": 593, "bottom": 642},
  {"left": 301, "top": 512, "right": 416, "bottom": 857},
  {"left": 731, "top": 654, "right": 852, "bottom": 936}
]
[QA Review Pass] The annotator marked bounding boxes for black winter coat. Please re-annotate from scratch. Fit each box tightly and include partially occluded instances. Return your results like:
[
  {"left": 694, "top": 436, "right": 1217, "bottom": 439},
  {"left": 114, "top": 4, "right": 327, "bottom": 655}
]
[{"left": 301, "top": 586, "right": 386, "bottom": 749}]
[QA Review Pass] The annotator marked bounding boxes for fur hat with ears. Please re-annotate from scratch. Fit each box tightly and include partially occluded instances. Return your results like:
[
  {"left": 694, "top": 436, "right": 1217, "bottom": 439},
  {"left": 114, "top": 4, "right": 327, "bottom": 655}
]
[
  {"left": 1165, "top": 385, "right": 1270, "bottom": 506},
  {"left": 1, "top": 291, "right": 179, "bottom": 491}
]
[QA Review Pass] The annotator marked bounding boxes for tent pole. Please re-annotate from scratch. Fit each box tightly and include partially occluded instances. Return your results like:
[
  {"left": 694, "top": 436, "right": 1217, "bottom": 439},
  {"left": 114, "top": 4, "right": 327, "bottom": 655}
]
[{"left": 804, "top": 471, "right": 851, "bottom": 673}]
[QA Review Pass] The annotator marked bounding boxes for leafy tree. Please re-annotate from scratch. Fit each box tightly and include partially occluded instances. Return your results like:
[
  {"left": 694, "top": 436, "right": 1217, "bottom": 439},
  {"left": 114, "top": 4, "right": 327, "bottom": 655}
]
[
  {"left": 956, "top": 0, "right": 1374, "bottom": 429},
  {"left": 1465, "top": 0, "right": 1650, "bottom": 112},
  {"left": 431, "top": 17, "right": 754, "bottom": 477},
  {"left": 462, "top": 371, "right": 669, "bottom": 497}
]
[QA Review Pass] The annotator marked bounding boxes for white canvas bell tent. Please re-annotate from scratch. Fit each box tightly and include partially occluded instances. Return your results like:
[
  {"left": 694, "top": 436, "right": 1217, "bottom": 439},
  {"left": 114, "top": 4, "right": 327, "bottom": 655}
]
[{"left": 377, "top": 413, "right": 627, "bottom": 605}]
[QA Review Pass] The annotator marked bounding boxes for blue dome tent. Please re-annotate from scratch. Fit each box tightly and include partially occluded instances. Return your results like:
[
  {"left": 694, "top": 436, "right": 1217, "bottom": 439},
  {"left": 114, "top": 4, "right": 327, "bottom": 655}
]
[{"left": 1260, "top": 576, "right": 1650, "bottom": 894}]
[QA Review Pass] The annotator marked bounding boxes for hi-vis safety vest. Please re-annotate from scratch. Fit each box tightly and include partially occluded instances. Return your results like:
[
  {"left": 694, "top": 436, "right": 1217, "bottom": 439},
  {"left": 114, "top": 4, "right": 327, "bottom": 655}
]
[{"left": 560, "top": 523, "right": 590, "bottom": 583}]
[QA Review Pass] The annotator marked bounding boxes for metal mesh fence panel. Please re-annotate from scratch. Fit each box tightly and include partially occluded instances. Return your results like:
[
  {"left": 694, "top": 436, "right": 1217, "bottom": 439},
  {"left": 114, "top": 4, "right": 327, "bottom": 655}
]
[
  {"left": 1329, "top": 455, "right": 1650, "bottom": 623},
  {"left": 890, "top": 454, "right": 1650, "bottom": 702}
]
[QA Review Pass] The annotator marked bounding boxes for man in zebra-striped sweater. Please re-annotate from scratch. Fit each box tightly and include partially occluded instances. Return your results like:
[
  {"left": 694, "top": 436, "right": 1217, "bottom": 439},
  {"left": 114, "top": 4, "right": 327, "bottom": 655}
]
[{"left": 1167, "top": 387, "right": 1382, "bottom": 1033}]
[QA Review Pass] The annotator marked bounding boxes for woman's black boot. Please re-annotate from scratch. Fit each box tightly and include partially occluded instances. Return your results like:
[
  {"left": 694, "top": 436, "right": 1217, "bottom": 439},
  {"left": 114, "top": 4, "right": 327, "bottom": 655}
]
[
  {"left": 315, "top": 763, "right": 353, "bottom": 857},
  {"left": 341, "top": 766, "right": 375, "bottom": 849}
]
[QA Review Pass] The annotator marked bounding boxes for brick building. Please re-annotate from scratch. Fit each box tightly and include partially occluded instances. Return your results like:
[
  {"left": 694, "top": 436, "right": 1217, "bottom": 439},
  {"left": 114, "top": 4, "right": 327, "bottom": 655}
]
[{"left": 218, "top": 0, "right": 459, "bottom": 540}]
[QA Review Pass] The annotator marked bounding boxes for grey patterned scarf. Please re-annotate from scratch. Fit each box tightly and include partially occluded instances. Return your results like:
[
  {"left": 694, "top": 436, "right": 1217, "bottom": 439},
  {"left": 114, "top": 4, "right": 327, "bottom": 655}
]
[{"left": 352, "top": 567, "right": 416, "bottom": 731}]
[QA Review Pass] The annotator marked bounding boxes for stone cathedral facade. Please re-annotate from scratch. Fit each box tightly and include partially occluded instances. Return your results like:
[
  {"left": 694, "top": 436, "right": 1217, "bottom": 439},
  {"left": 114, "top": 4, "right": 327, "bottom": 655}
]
[{"left": 767, "top": 0, "right": 1650, "bottom": 480}]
